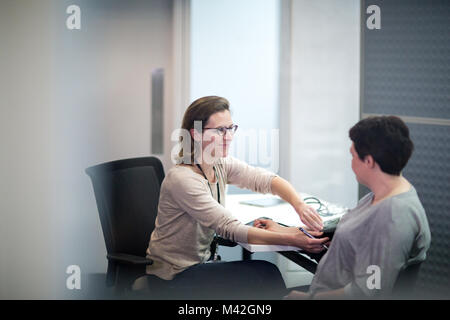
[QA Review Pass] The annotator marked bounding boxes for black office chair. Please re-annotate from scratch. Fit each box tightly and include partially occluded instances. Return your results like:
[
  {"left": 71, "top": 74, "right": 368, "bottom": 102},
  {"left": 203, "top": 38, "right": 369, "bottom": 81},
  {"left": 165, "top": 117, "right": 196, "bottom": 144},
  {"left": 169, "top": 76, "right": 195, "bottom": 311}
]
[{"left": 85, "top": 156, "right": 164, "bottom": 295}]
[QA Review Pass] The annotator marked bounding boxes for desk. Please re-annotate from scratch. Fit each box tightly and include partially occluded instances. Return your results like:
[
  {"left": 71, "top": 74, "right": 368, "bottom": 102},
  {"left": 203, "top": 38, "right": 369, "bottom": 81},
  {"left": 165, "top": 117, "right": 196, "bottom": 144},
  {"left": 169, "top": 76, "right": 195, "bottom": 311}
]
[{"left": 225, "top": 193, "right": 347, "bottom": 273}]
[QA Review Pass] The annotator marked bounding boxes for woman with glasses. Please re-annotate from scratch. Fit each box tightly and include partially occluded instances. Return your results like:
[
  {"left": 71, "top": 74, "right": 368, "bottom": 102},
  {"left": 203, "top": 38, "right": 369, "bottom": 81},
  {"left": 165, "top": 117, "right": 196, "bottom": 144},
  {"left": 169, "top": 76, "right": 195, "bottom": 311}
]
[{"left": 140, "top": 96, "right": 328, "bottom": 299}]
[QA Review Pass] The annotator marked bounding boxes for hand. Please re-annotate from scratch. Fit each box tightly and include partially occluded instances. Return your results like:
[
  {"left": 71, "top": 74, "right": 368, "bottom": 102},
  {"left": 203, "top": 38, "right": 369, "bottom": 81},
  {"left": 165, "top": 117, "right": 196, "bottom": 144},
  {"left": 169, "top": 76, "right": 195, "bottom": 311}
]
[
  {"left": 294, "top": 202, "right": 323, "bottom": 231},
  {"left": 253, "top": 218, "right": 286, "bottom": 233},
  {"left": 284, "top": 290, "right": 311, "bottom": 300},
  {"left": 292, "top": 229, "right": 329, "bottom": 253}
]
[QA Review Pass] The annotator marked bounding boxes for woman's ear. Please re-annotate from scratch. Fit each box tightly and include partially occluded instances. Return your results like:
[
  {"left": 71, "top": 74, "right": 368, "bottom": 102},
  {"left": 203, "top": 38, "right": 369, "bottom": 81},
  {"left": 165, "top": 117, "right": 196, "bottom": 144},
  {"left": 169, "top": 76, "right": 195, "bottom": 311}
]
[{"left": 364, "top": 155, "right": 376, "bottom": 169}]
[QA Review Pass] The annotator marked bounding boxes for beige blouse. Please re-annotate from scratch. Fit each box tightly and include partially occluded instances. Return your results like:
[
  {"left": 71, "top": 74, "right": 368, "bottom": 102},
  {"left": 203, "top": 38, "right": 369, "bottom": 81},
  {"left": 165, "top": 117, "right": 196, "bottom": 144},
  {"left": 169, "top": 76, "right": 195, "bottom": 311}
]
[{"left": 145, "top": 156, "right": 276, "bottom": 280}]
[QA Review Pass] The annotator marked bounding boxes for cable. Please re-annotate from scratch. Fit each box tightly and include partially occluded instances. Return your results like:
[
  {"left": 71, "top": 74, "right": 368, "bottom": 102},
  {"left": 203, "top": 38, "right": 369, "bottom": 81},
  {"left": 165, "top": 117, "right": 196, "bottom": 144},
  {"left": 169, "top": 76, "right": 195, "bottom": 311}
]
[{"left": 303, "top": 196, "right": 333, "bottom": 217}]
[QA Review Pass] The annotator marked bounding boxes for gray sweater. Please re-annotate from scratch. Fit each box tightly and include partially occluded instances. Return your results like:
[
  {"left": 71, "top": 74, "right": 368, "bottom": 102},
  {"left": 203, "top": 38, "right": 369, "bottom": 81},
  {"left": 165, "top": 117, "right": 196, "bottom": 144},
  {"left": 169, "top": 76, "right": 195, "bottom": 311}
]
[
  {"left": 146, "top": 156, "right": 276, "bottom": 280},
  {"left": 309, "top": 186, "right": 431, "bottom": 298}
]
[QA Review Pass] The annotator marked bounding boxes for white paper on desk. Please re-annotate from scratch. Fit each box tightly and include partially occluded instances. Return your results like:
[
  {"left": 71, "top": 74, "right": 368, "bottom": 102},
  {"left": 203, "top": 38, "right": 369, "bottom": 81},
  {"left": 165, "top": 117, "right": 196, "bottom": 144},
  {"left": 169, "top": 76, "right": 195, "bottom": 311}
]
[
  {"left": 243, "top": 203, "right": 302, "bottom": 227},
  {"left": 237, "top": 242, "right": 302, "bottom": 253}
]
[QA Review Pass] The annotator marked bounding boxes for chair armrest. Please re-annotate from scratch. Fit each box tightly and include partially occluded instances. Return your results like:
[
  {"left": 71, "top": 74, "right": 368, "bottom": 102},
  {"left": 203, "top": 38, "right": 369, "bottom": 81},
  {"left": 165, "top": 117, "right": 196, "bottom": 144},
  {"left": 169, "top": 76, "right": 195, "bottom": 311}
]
[
  {"left": 107, "top": 253, "right": 153, "bottom": 265},
  {"left": 215, "top": 235, "right": 237, "bottom": 247}
]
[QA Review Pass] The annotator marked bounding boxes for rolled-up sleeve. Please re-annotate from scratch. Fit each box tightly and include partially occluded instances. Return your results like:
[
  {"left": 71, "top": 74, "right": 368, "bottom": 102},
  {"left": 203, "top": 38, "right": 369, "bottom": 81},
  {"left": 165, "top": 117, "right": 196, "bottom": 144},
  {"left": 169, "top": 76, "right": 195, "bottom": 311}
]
[
  {"left": 223, "top": 156, "right": 277, "bottom": 194},
  {"left": 169, "top": 173, "right": 250, "bottom": 243}
]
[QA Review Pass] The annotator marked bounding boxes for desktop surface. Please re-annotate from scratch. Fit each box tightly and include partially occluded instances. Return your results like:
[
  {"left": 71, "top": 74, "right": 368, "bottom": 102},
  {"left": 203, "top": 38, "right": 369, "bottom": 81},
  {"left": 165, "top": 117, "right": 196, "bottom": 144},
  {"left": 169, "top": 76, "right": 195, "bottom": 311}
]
[{"left": 226, "top": 193, "right": 347, "bottom": 253}]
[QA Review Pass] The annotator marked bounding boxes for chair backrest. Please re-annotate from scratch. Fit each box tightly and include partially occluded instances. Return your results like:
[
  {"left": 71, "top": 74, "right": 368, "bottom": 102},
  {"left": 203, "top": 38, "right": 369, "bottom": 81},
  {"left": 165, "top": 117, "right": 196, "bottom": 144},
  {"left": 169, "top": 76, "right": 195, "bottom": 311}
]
[
  {"left": 85, "top": 157, "right": 165, "bottom": 257},
  {"left": 391, "top": 262, "right": 422, "bottom": 298}
]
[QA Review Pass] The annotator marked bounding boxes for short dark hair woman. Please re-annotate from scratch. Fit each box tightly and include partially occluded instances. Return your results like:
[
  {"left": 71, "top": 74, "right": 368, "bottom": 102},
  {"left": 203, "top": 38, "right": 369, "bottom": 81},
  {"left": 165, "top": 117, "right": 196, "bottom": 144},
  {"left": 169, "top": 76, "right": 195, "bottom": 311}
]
[
  {"left": 349, "top": 115, "right": 414, "bottom": 176},
  {"left": 140, "top": 96, "right": 328, "bottom": 299},
  {"left": 286, "top": 116, "right": 431, "bottom": 299}
]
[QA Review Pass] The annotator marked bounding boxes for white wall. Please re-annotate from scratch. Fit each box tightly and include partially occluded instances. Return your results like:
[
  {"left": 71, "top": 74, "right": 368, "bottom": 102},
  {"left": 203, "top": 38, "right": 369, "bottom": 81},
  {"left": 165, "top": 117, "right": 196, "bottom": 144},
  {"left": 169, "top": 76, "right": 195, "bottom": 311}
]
[
  {"left": 0, "top": 0, "right": 174, "bottom": 299},
  {"left": 190, "top": 0, "right": 280, "bottom": 175},
  {"left": 53, "top": 0, "right": 174, "bottom": 298},
  {"left": 0, "top": 0, "right": 58, "bottom": 299},
  {"left": 287, "top": 0, "right": 360, "bottom": 209},
  {"left": 278, "top": 0, "right": 360, "bottom": 288}
]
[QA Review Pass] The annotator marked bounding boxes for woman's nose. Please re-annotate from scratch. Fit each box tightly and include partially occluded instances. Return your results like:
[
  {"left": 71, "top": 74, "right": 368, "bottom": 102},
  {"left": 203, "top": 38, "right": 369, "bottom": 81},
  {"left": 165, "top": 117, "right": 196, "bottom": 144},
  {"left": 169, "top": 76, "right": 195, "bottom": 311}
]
[{"left": 224, "top": 130, "right": 234, "bottom": 141}]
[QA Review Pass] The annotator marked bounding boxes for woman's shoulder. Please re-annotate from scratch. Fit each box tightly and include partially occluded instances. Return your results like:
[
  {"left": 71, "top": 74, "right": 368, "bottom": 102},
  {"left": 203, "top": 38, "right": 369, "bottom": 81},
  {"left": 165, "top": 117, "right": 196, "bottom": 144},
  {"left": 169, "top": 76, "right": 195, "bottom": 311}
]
[
  {"left": 159, "top": 166, "right": 210, "bottom": 200},
  {"left": 375, "top": 186, "right": 422, "bottom": 213},
  {"left": 218, "top": 156, "right": 248, "bottom": 170},
  {"left": 364, "top": 187, "right": 425, "bottom": 233},
  {"left": 163, "top": 165, "right": 205, "bottom": 188}
]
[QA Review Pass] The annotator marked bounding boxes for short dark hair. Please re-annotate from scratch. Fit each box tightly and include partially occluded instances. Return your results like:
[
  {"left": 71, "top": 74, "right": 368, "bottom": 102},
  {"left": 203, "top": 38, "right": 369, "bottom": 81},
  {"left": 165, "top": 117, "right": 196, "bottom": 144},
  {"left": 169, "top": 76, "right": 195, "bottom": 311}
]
[{"left": 349, "top": 116, "right": 414, "bottom": 175}]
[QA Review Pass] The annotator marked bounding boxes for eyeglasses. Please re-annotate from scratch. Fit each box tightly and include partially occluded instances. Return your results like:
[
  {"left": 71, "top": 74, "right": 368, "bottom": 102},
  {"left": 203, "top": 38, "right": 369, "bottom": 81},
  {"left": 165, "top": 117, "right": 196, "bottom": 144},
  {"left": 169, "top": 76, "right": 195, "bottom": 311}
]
[{"left": 203, "top": 124, "right": 238, "bottom": 136}]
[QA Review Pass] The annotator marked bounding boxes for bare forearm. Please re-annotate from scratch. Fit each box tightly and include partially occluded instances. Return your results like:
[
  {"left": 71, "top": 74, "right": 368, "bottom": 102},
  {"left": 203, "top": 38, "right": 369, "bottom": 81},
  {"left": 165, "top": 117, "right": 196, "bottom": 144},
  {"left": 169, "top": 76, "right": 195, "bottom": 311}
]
[
  {"left": 271, "top": 176, "right": 323, "bottom": 230},
  {"left": 247, "top": 226, "right": 329, "bottom": 253},
  {"left": 271, "top": 176, "right": 303, "bottom": 206},
  {"left": 253, "top": 219, "right": 300, "bottom": 234},
  {"left": 275, "top": 226, "right": 300, "bottom": 234},
  {"left": 247, "top": 227, "right": 295, "bottom": 246}
]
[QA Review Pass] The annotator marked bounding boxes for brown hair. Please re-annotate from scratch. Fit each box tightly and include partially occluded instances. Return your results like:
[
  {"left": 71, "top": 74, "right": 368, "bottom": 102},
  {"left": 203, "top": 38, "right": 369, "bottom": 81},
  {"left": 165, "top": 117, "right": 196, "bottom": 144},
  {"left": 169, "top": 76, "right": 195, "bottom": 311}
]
[{"left": 178, "top": 96, "right": 230, "bottom": 164}]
